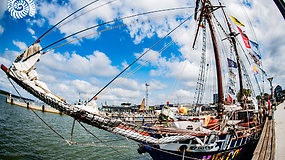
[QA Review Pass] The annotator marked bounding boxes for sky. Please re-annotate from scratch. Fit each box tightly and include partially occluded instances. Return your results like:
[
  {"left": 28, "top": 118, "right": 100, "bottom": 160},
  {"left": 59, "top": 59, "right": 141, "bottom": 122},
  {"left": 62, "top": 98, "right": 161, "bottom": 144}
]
[{"left": 0, "top": 0, "right": 284, "bottom": 106}]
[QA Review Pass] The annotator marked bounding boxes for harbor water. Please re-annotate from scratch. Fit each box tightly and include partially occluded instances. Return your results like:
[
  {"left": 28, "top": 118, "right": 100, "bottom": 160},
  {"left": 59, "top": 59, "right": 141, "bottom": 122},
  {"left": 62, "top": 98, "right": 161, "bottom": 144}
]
[{"left": 0, "top": 95, "right": 151, "bottom": 160}]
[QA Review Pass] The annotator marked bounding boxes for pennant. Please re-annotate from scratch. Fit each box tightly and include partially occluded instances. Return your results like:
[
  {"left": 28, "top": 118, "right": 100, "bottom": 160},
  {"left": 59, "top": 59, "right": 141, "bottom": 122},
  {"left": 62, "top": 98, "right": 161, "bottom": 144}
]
[
  {"left": 227, "top": 58, "right": 237, "bottom": 68},
  {"left": 229, "top": 70, "right": 236, "bottom": 79},
  {"left": 227, "top": 94, "right": 233, "bottom": 103},
  {"left": 229, "top": 78, "right": 235, "bottom": 86},
  {"left": 229, "top": 86, "right": 235, "bottom": 95},
  {"left": 253, "top": 65, "right": 258, "bottom": 74},
  {"left": 260, "top": 68, "right": 268, "bottom": 76},
  {"left": 230, "top": 16, "right": 245, "bottom": 27},
  {"left": 200, "top": 23, "right": 206, "bottom": 28},
  {"left": 249, "top": 40, "right": 259, "bottom": 50},
  {"left": 248, "top": 51, "right": 261, "bottom": 66},
  {"left": 237, "top": 26, "right": 251, "bottom": 48},
  {"left": 252, "top": 50, "right": 261, "bottom": 59}
]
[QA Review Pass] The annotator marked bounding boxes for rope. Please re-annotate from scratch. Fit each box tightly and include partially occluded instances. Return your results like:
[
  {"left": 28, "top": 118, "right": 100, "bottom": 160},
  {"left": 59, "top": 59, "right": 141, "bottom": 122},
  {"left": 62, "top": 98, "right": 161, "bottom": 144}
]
[
  {"left": 88, "top": 14, "right": 194, "bottom": 102},
  {"left": 76, "top": 121, "right": 130, "bottom": 159},
  {"left": 41, "top": 0, "right": 118, "bottom": 40},
  {"left": 99, "top": 40, "right": 175, "bottom": 98},
  {"left": 7, "top": 78, "right": 67, "bottom": 142},
  {"left": 42, "top": 6, "right": 194, "bottom": 53},
  {"left": 37, "top": 0, "right": 101, "bottom": 42}
]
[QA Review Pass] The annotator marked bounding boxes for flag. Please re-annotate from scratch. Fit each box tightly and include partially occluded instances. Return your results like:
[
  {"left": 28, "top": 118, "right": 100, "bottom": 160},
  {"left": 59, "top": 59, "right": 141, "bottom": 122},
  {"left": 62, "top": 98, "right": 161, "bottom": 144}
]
[
  {"left": 229, "top": 70, "right": 236, "bottom": 79},
  {"left": 200, "top": 23, "right": 205, "bottom": 28},
  {"left": 237, "top": 26, "right": 251, "bottom": 48},
  {"left": 229, "top": 86, "right": 235, "bottom": 95},
  {"left": 248, "top": 51, "right": 261, "bottom": 66},
  {"left": 230, "top": 16, "right": 245, "bottom": 27},
  {"left": 227, "top": 58, "right": 237, "bottom": 68},
  {"left": 249, "top": 40, "right": 259, "bottom": 50},
  {"left": 227, "top": 94, "right": 233, "bottom": 103},
  {"left": 253, "top": 65, "right": 258, "bottom": 74},
  {"left": 252, "top": 50, "right": 261, "bottom": 59},
  {"left": 229, "top": 78, "right": 235, "bottom": 86},
  {"left": 260, "top": 68, "right": 268, "bottom": 76}
]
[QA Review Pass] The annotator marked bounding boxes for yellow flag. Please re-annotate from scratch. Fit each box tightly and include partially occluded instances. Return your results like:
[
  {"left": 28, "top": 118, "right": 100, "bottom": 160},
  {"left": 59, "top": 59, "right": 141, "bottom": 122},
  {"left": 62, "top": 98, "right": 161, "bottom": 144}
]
[
  {"left": 230, "top": 16, "right": 245, "bottom": 27},
  {"left": 253, "top": 65, "right": 258, "bottom": 74}
]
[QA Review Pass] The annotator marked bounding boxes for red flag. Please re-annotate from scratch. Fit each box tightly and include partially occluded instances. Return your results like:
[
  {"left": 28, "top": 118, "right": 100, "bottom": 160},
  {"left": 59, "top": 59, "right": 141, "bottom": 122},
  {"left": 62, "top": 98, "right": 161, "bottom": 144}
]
[
  {"left": 227, "top": 94, "right": 233, "bottom": 104},
  {"left": 237, "top": 26, "right": 251, "bottom": 48}
]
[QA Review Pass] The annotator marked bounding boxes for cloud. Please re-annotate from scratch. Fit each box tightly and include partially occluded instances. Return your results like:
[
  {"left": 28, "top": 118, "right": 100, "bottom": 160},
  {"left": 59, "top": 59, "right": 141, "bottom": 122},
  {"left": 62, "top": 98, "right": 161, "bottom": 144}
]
[
  {"left": 12, "top": 40, "right": 28, "bottom": 51},
  {"left": 0, "top": 25, "right": 4, "bottom": 35},
  {"left": 27, "top": 28, "right": 35, "bottom": 35},
  {"left": 0, "top": 0, "right": 6, "bottom": 19},
  {"left": 40, "top": 50, "right": 119, "bottom": 77}
]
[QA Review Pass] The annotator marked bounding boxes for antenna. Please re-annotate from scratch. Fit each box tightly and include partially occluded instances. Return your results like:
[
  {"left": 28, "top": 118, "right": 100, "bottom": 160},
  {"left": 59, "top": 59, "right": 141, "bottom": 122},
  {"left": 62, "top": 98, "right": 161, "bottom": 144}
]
[{"left": 145, "top": 82, "right": 150, "bottom": 108}]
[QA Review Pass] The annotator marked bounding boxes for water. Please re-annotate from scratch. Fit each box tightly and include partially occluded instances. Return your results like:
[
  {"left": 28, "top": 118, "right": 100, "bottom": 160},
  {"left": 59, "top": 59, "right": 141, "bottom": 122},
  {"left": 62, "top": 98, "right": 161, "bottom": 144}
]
[{"left": 0, "top": 95, "right": 151, "bottom": 160}]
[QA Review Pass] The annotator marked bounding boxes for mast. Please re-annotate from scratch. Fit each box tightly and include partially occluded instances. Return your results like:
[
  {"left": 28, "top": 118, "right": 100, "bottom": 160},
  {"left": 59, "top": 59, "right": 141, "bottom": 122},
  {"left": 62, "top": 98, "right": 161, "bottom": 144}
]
[
  {"left": 193, "top": 1, "right": 224, "bottom": 118},
  {"left": 219, "top": 2, "right": 244, "bottom": 108}
]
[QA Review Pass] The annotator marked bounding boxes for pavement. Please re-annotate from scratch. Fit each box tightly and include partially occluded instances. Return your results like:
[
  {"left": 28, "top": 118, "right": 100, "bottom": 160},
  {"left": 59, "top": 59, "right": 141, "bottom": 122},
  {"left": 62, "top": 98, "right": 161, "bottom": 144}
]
[{"left": 274, "top": 101, "right": 285, "bottom": 160}]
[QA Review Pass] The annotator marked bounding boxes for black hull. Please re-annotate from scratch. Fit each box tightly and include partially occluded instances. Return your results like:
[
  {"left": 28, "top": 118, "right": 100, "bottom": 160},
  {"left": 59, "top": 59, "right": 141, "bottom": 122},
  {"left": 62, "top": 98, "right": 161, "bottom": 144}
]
[{"left": 143, "top": 140, "right": 258, "bottom": 160}]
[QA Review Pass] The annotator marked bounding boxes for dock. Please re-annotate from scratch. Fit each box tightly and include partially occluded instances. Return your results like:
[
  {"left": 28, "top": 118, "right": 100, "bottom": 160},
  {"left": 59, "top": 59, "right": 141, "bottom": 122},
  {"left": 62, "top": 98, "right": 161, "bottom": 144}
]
[
  {"left": 274, "top": 102, "right": 285, "bottom": 160},
  {"left": 6, "top": 97, "right": 63, "bottom": 115},
  {"left": 252, "top": 101, "right": 285, "bottom": 160}
]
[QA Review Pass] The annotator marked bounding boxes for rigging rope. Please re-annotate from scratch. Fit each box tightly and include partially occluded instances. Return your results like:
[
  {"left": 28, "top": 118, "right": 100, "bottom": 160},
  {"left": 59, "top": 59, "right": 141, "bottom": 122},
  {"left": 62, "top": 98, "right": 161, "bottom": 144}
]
[
  {"left": 37, "top": 0, "right": 101, "bottom": 42},
  {"left": 99, "top": 40, "right": 175, "bottom": 98},
  {"left": 88, "top": 14, "right": 194, "bottom": 102},
  {"left": 76, "top": 121, "right": 129, "bottom": 159},
  {"left": 22, "top": 6, "right": 194, "bottom": 62},
  {"left": 42, "top": 6, "right": 194, "bottom": 52},
  {"left": 40, "top": 0, "right": 118, "bottom": 41},
  {"left": 7, "top": 78, "right": 67, "bottom": 142}
]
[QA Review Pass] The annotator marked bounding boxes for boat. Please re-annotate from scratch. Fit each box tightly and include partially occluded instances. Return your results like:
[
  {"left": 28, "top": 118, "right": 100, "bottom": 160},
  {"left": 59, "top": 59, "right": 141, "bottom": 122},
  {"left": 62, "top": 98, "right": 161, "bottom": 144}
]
[{"left": 1, "top": 0, "right": 267, "bottom": 159}]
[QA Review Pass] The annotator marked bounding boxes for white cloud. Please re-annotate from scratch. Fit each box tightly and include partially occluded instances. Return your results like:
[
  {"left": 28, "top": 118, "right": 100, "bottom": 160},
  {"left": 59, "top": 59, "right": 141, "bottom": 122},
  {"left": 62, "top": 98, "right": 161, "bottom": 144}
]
[
  {"left": 40, "top": 50, "right": 119, "bottom": 77},
  {"left": 2, "top": 0, "right": 285, "bottom": 105},
  {"left": 27, "top": 28, "right": 35, "bottom": 35},
  {"left": 12, "top": 41, "right": 28, "bottom": 51},
  {"left": 0, "top": 0, "right": 6, "bottom": 19},
  {"left": 0, "top": 25, "right": 4, "bottom": 35}
]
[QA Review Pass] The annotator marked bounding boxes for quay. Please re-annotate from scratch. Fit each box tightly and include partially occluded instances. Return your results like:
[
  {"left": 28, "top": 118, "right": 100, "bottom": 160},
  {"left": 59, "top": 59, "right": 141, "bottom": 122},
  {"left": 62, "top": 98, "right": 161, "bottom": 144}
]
[
  {"left": 252, "top": 101, "right": 285, "bottom": 160},
  {"left": 6, "top": 97, "right": 63, "bottom": 115},
  {"left": 274, "top": 102, "right": 285, "bottom": 160}
]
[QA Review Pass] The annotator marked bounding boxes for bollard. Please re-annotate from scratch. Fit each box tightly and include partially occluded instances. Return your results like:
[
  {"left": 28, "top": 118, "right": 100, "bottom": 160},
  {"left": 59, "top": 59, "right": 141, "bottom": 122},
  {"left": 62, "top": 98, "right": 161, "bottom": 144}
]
[
  {"left": 27, "top": 102, "right": 30, "bottom": 109},
  {"left": 42, "top": 105, "right": 45, "bottom": 112}
]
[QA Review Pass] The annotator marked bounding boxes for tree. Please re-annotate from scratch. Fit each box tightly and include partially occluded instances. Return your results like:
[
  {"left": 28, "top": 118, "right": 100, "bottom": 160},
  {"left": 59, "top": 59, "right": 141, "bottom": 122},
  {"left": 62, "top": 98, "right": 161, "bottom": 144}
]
[{"left": 237, "top": 89, "right": 251, "bottom": 102}]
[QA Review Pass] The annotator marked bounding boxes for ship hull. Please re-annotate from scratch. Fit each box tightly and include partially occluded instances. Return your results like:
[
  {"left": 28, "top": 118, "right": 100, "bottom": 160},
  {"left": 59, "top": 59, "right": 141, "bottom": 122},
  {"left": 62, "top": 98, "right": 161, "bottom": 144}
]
[{"left": 144, "top": 140, "right": 258, "bottom": 160}]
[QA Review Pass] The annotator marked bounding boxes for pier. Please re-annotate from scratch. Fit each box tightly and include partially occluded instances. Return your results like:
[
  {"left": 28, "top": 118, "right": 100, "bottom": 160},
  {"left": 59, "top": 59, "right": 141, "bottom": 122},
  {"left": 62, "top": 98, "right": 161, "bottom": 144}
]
[
  {"left": 6, "top": 97, "right": 63, "bottom": 115},
  {"left": 252, "top": 101, "right": 285, "bottom": 160}
]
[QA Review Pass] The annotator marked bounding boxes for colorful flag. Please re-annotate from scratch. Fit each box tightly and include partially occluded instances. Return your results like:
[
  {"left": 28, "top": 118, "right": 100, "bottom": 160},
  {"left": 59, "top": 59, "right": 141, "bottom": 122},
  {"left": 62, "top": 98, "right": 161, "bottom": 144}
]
[
  {"left": 260, "top": 68, "right": 268, "bottom": 76},
  {"left": 237, "top": 26, "right": 251, "bottom": 48},
  {"left": 227, "top": 94, "right": 233, "bottom": 103},
  {"left": 248, "top": 51, "right": 261, "bottom": 66},
  {"left": 227, "top": 58, "right": 237, "bottom": 68},
  {"left": 249, "top": 40, "right": 259, "bottom": 50},
  {"left": 230, "top": 16, "right": 245, "bottom": 27},
  {"left": 229, "top": 86, "right": 235, "bottom": 95},
  {"left": 252, "top": 50, "right": 261, "bottom": 59},
  {"left": 200, "top": 23, "right": 206, "bottom": 28},
  {"left": 253, "top": 65, "right": 258, "bottom": 74},
  {"left": 229, "top": 70, "right": 236, "bottom": 79}
]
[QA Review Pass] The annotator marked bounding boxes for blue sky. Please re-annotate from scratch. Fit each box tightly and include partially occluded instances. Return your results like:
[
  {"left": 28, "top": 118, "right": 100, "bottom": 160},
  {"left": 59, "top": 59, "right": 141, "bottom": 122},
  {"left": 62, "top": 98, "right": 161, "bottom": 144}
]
[{"left": 0, "top": 0, "right": 285, "bottom": 106}]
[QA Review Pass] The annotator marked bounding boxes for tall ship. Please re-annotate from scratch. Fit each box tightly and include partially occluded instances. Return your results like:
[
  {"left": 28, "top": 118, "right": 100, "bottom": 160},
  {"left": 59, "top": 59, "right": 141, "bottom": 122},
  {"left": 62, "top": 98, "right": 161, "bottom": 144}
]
[{"left": 2, "top": 0, "right": 267, "bottom": 159}]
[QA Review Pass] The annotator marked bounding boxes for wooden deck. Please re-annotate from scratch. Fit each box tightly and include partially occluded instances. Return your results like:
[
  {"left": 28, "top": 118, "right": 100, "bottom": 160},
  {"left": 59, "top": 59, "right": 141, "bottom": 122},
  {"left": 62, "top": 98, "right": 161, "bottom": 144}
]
[{"left": 252, "top": 110, "right": 275, "bottom": 160}]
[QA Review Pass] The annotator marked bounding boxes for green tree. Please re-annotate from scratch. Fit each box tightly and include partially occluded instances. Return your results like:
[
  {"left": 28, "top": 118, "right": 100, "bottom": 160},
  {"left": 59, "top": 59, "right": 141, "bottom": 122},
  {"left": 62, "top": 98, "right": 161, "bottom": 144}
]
[{"left": 237, "top": 89, "right": 251, "bottom": 102}]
